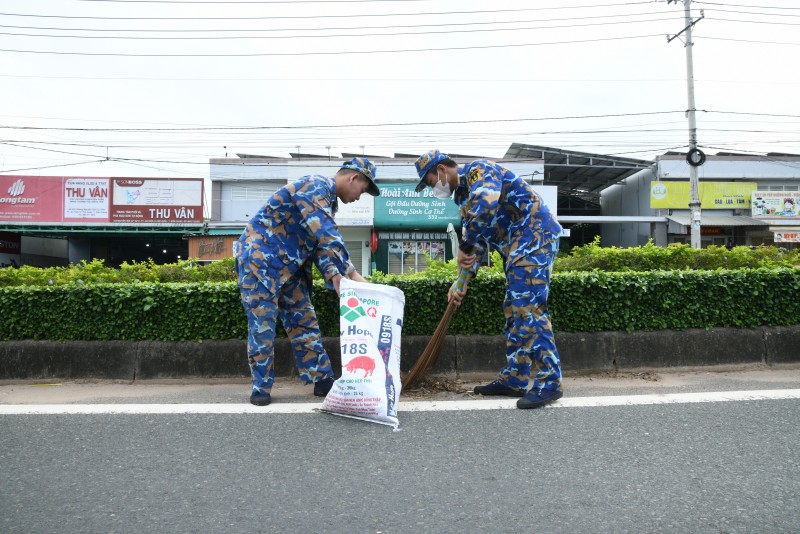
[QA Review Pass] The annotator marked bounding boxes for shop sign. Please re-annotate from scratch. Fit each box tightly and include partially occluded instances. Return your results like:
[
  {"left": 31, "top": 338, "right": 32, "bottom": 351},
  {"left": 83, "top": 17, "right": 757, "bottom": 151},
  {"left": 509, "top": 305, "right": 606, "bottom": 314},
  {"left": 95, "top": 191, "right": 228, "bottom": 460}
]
[
  {"left": 373, "top": 184, "right": 460, "bottom": 230},
  {"left": 751, "top": 191, "right": 800, "bottom": 219},
  {"left": 0, "top": 175, "right": 204, "bottom": 225},
  {"left": 0, "top": 232, "right": 21, "bottom": 268},
  {"left": 334, "top": 194, "right": 373, "bottom": 226},
  {"left": 188, "top": 235, "right": 237, "bottom": 260},
  {"left": 650, "top": 182, "right": 757, "bottom": 209},
  {"left": 700, "top": 226, "right": 722, "bottom": 236},
  {"left": 110, "top": 178, "right": 203, "bottom": 224},
  {"left": 378, "top": 231, "right": 448, "bottom": 240},
  {"left": 774, "top": 231, "right": 800, "bottom": 243}
]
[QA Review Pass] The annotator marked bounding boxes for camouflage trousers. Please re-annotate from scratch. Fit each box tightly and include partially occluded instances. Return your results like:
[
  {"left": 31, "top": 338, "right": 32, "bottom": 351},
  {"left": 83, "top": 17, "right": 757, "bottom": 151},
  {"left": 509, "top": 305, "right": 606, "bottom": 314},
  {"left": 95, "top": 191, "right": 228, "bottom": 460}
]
[
  {"left": 236, "top": 260, "right": 333, "bottom": 395},
  {"left": 500, "top": 238, "right": 562, "bottom": 393}
]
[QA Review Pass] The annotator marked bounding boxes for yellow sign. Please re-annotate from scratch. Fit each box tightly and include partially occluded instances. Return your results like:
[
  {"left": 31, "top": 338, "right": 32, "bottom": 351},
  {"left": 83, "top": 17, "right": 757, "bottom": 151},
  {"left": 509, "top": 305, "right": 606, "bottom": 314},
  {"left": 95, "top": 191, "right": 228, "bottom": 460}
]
[{"left": 650, "top": 182, "right": 757, "bottom": 209}]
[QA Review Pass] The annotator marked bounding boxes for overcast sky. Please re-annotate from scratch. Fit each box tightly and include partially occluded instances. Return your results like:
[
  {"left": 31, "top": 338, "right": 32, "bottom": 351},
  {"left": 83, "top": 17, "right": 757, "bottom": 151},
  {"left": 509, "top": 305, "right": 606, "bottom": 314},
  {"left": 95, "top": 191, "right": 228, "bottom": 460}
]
[{"left": 1, "top": 0, "right": 798, "bottom": 181}]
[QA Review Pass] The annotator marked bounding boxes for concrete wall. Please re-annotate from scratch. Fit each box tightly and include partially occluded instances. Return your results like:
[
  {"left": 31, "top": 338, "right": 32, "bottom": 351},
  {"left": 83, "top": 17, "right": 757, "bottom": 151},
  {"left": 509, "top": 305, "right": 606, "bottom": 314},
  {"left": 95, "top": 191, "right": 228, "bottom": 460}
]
[
  {"left": 600, "top": 168, "right": 658, "bottom": 247},
  {"left": 2, "top": 326, "right": 798, "bottom": 381}
]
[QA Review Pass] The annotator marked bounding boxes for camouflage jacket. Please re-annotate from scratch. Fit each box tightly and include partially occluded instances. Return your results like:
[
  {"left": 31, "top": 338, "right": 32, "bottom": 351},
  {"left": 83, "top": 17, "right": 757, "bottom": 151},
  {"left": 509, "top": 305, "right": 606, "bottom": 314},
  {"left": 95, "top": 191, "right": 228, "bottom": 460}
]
[
  {"left": 234, "top": 175, "right": 354, "bottom": 294},
  {"left": 454, "top": 160, "right": 562, "bottom": 270}
]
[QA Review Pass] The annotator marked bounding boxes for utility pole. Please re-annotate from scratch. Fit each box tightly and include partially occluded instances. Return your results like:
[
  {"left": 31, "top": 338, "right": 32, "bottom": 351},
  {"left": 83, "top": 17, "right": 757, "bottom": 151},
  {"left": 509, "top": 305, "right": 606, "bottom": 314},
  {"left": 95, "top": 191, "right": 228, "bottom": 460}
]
[{"left": 667, "top": 0, "right": 705, "bottom": 249}]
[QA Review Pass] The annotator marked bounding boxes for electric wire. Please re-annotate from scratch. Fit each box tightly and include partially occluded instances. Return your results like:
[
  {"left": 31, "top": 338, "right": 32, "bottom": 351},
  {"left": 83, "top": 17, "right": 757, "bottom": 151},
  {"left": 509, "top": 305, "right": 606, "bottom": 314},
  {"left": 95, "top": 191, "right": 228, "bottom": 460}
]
[
  {"left": 0, "top": 110, "right": 687, "bottom": 132},
  {"left": 0, "top": 34, "right": 663, "bottom": 56},
  {"left": 0, "top": 5, "right": 664, "bottom": 21},
  {"left": 0, "top": 17, "right": 681, "bottom": 41},
  {"left": 0, "top": 11, "right": 679, "bottom": 34}
]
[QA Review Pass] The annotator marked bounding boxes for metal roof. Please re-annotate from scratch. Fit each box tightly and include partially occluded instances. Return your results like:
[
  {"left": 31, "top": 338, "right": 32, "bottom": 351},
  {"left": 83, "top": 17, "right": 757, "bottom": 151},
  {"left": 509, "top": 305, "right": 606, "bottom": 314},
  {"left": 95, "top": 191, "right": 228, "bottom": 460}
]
[{"left": 503, "top": 143, "right": 653, "bottom": 215}]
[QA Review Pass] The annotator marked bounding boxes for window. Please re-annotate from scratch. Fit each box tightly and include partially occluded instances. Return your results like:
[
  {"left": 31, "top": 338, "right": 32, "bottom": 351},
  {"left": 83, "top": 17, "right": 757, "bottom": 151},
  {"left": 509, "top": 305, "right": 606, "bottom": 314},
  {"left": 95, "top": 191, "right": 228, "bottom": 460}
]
[
  {"left": 387, "top": 240, "right": 446, "bottom": 274},
  {"left": 345, "top": 241, "right": 363, "bottom": 274},
  {"left": 229, "top": 184, "right": 280, "bottom": 201}
]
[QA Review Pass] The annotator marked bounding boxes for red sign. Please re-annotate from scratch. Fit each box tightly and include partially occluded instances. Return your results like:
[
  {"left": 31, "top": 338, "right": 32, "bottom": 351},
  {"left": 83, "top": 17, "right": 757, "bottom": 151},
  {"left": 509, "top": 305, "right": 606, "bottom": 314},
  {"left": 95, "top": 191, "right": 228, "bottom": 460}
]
[
  {"left": 0, "top": 232, "right": 21, "bottom": 253},
  {"left": 0, "top": 176, "right": 63, "bottom": 223},
  {"left": 0, "top": 176, "right": 203, "bottom": 225}
]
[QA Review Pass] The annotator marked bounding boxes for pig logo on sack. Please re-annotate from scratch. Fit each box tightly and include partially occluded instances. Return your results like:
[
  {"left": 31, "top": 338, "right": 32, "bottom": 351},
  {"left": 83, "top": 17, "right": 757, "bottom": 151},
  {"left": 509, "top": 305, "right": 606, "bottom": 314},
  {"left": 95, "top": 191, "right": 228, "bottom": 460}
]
[
  {"left": 340, "top": 297, "right": 367, "bottom": 323},
  {"left": 346, "top": 355, "right": 375, "bottom": 377}
]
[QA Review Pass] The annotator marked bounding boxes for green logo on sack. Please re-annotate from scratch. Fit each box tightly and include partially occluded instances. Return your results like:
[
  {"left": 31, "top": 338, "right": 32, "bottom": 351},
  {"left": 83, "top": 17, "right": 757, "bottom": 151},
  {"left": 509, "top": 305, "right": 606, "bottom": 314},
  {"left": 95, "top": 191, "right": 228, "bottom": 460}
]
[{"left": 340, "top": 297, "right": 367, "bottom": 323}]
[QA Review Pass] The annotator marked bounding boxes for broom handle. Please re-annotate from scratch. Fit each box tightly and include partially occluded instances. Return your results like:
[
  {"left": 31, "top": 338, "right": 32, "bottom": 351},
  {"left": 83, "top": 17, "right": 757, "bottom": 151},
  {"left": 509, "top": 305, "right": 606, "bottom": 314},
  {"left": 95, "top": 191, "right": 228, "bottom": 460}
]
[{"left": 455, "top": 268, "right": 469, "bottom": 292}]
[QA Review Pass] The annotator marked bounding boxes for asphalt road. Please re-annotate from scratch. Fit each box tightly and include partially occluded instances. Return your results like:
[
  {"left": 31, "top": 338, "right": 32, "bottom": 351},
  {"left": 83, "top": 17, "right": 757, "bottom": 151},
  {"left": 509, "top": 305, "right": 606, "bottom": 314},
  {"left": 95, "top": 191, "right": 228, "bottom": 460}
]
[{"left": 2, "top": 365, "right": 800, "bottom": 534}]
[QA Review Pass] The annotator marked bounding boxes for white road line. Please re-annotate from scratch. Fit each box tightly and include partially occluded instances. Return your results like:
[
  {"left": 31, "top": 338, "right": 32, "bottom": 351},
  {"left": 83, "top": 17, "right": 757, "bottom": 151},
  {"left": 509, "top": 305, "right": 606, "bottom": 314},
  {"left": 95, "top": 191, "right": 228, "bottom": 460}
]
[{"left": 1, "top": 389, "right": 799, "bottom": 415}]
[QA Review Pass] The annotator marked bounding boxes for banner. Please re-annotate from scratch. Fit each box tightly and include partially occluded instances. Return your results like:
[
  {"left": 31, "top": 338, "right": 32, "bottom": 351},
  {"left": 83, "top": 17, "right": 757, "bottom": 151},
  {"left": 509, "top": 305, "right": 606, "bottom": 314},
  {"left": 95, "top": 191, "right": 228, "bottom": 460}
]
[
  {"left": 650, "top": 182, "right": 757, "bottom": 209},
  {"left": 774, "top": 231, "right": 800, "bottom": 243},
  {"left": 751, "top": 191, "right": 800, "bottom": 219}
]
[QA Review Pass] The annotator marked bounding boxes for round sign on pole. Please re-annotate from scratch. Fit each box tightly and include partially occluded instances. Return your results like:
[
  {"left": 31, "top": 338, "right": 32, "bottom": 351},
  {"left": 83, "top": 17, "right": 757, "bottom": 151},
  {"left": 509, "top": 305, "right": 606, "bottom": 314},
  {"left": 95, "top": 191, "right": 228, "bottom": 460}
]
[{"left": 686, "top": 148, "right": 706, "bottom": 167}]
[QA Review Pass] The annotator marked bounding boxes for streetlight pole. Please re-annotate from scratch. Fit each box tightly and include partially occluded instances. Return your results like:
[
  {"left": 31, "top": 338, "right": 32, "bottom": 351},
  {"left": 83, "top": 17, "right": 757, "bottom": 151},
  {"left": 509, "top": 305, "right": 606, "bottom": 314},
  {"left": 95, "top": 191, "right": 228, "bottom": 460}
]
[{"left": 668, "top": 0, "right": 705, "bottom": 249}]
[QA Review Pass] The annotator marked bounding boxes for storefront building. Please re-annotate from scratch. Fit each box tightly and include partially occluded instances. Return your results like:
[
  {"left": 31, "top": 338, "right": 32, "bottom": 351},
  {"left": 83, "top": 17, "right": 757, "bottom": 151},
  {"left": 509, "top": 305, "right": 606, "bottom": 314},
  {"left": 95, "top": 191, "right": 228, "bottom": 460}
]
[
  {"left": 601, "top": 153, "right": 800, "bottom": 248},
  {"left": 203, "top": 154, "right": 553, "bottom": 275},
  {"left": 0, "top": 175, "right": 204, "bottom": 266}
]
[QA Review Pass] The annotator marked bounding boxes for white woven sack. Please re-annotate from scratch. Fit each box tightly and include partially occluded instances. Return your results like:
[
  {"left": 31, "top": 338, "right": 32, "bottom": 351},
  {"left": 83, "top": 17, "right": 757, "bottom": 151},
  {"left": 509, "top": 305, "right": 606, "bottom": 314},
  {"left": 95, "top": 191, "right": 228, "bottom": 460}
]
[{"left": 320, "top": 279, "right": 405, "bottom": 429}]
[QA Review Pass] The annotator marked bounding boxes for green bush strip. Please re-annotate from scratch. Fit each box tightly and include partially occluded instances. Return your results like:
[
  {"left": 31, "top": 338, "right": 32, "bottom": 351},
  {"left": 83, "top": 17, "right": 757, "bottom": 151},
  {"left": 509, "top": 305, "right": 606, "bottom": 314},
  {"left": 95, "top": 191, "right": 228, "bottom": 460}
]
[{"left": 2, "top": 268, "right": 798, "bottom": 341}]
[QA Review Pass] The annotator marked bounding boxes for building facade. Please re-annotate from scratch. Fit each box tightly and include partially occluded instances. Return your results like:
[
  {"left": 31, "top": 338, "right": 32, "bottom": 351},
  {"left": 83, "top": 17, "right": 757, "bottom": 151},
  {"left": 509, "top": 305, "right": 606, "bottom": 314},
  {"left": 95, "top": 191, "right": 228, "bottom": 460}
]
[
  {"left": 200, "top": 154, "right": 552, "bottom": 275},
  {"left": 601, "top": 153, "right": 800, "bottom": 248}
]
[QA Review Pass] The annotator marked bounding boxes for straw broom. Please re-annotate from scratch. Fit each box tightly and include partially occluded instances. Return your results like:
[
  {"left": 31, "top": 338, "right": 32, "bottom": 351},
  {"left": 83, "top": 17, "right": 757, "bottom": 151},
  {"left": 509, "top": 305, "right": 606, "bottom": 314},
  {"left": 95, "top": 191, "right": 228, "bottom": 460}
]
[{"left": 403, "top": 268, "right": 469, "bottom": 389}]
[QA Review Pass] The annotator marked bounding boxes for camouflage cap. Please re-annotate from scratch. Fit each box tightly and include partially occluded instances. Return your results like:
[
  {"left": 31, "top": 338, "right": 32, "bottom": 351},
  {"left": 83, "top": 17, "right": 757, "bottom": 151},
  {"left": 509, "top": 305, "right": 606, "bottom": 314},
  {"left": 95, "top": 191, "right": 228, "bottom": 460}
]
[
  {"left": 340, "top": 157, "right": 380, "bottom": 197},
  {"left": 414, "top": 149, "right": 451, "bottom": 192}
]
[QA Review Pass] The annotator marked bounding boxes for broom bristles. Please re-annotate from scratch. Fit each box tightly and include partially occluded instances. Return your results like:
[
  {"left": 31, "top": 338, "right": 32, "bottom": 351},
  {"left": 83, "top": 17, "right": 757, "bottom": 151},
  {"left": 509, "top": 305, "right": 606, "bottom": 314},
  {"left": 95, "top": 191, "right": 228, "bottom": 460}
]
[{"left": 403, "top": 300, "right": 458, "bottom": 389}]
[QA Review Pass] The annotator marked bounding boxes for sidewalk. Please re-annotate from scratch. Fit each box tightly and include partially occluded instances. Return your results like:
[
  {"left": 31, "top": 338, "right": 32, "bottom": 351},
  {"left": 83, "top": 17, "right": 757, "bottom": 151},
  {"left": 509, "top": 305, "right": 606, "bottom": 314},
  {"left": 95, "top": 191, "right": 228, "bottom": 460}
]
[{"left": 3, "top": 364, "right": 800, "bottom": 405}]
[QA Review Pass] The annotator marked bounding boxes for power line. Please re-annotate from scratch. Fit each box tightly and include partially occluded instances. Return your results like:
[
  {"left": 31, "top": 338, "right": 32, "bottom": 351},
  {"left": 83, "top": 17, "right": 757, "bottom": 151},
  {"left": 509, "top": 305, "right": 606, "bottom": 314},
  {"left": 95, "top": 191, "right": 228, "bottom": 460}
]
[
  {"left": 0, "top": 10, "right": 674, "bottom": 34},
  {"left": 0, "top": 159, "right": 106, "bottom": 173},
  {"left": 78, "top": 0, "right": 438, "bottom": 3},
  {"left": 710, "top": 16, "right": 800, "bottom": 26},
  {"left": 0, "top": 110, "right": 686, "bottom": 132},
  {"left": 0, "top": 4, "right": 659, "bottom": 21},
  {"left": 697, "top": 1, "right": 800, "bottom": 10},
  {"left": 0, "top": 17, "right": 679, "bottom": 41},
  {"left": 0, "top": 34, "right": 661, "bottom": 56},
  {"left": 700, "top": 36, "right": 800, "bottom": 46},
  {"left": 706, "top": 110, "right": 800, "bottom": 119},
  {"left": 697, "top": 7, "right": 800, "bottom": 18}
]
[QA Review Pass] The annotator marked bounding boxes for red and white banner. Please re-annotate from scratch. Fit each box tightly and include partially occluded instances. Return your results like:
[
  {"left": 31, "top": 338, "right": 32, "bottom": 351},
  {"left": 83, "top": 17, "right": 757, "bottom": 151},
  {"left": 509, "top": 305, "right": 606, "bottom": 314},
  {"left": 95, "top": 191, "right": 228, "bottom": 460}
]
[{"left": 0, "top": 176, "right": 203, "bottom": 225}]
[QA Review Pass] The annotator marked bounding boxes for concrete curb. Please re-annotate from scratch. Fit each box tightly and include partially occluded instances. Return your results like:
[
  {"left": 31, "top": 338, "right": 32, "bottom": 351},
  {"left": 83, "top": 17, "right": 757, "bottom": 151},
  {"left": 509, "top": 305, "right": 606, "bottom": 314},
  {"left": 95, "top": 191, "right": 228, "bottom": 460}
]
[{"left": 1, "top": 326, "right": 798, "bottom": 380}]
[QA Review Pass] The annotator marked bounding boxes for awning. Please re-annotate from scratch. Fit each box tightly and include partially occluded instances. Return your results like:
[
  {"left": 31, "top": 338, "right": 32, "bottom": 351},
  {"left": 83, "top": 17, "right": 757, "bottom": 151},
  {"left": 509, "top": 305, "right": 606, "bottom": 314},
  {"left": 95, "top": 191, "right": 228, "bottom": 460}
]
[{"left": 666, "top": 215, "right": 768, "bottom": 227}]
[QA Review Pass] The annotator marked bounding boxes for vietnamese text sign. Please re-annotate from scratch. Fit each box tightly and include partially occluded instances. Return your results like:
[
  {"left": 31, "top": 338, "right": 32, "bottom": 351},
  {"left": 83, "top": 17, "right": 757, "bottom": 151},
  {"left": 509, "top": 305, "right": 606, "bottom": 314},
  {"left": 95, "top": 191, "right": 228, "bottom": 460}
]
[
  {"left": 774, "top": 231, "right": 800, "bottom": 243},
  {"left": 335, "top": 194, "right": 374, "bottom": 226},
  {"left": 64, "top": 178, "right": 109, "bottom": 220},
  {"left": 111, "top": 178, "right": 203, "bottom": 224},
  {"left": 751, "top": 191, "right": 800, "bottom": 219},
  {"left": 0, "top": 176, "right": 204, "bottom": 225},
  {"left": 373, "top": 184, "right": 461, "bottom": 230},
  {"left": 650, "top": 182, "right": 757, "bottom": 209}
]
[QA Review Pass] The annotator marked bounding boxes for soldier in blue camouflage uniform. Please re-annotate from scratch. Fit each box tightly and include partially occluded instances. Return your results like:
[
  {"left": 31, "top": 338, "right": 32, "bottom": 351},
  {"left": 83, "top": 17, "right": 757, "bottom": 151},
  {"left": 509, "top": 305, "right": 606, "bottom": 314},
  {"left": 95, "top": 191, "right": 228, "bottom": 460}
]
[
  {"left": 414, "top": 150, "right": 563, "bottom": 409},
  {"left": 234, "top": 157, "right": 380, "bottom": 406}
]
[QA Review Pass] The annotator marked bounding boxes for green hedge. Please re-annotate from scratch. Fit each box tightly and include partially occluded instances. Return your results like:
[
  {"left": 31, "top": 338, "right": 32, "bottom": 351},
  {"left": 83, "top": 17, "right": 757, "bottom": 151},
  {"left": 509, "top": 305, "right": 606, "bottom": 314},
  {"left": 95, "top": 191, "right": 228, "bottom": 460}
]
[
  {"left": 1, "top": 268, "right": 798, "bottom": 341},
  {"left": 554, "top": 238, "right": 800, "bottom": 271},
  {"left": 3, "top": 241, "right": 799, "bottom": 288}
]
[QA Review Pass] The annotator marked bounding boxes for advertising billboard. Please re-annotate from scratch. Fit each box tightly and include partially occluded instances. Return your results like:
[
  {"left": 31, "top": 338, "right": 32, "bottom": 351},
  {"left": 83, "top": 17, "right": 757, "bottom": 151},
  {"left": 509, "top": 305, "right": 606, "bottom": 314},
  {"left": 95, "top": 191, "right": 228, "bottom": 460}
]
[
  {"left": 0, "top": 176, "right": 203, "bottom": 225},
  {"left": 650, "top": 182, "right": 757, "bottom": 209},
  {"left": 751, "top": 191, "right": 800, "bottom": 220}
]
